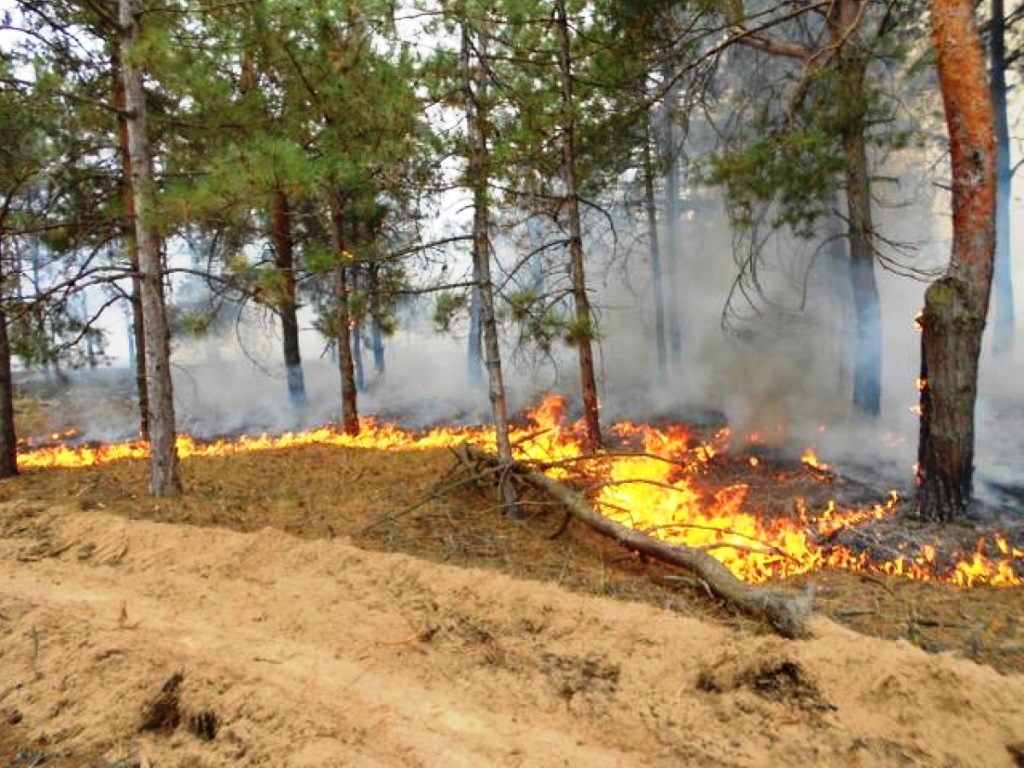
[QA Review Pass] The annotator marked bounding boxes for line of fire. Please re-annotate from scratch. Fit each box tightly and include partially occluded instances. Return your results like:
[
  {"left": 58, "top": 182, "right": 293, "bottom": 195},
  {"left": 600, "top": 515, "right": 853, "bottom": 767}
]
[{"left": 17, "top": 394, "right": 1022, "bottom": 588}]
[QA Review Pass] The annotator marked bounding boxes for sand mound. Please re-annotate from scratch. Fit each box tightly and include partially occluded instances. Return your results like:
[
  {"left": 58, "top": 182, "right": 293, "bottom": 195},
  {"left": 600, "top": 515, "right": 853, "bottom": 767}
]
[{"left": 1, "top": 504, "right": 1022, "bottom": 767}]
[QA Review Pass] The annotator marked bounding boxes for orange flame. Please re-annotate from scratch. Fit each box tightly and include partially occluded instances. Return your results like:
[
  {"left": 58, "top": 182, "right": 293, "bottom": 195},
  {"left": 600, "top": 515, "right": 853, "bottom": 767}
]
[
  {"left": 801, "top": 447, "right": 831, "bottom": 472},
  {"left": 15, "top": 394, "right": 1021, "bottom": 587}
]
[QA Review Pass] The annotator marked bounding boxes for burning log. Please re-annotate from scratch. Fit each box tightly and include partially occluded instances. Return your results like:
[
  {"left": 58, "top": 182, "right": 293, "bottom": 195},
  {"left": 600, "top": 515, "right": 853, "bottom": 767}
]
[{"left": 462, "top": 445, "right": 813, "bottom": 639}]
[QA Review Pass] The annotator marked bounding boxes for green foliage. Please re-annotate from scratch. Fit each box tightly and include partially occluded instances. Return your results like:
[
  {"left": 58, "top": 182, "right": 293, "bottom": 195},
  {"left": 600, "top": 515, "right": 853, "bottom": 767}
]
[
  {"left": 563, "top": 317, "right": 601, "bottom": 346},
  {"left": 174, "top": 310, "right": 217, "bottom": 337},
  {"left": 433, "top": 291, "right": 467, "bottom": 333},
  {"left": 705, "top": 125, "right": 844, "bottom": 237},
  {"left": 705, "top": 21, "right": 919, "bottom": 240},
  {"left": 506, "top": 289, "right": 540, "bottom": 324},
  {"left": 7, "top": 299, "right": 107, "bottom": 370}
]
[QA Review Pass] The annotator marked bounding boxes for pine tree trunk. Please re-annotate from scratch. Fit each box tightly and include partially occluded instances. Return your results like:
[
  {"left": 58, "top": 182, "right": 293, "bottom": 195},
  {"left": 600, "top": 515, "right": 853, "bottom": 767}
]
[
  {"left": 643, "top": 113, "right": 668, "bottom": 381},
  {"left": 990, "top": 0, "right": 1015, "bottom": 355},
  {"left": 824, "top": 205, "right": 855, "bottom": 398},
  {"left": 112, "top": 46, "right": 149, "bottom": 440},
  {"left": 367, "top": 264, "right": 385, "bottom": 377},
  {"left": 916, "top": 0, "right": 996, "bottom": 521},
  {"left": 832, "top": 0, "right": 882, "bottom": 417},
  {"left": 843, "top": 127, "right": 882, "bottom": 417},
  {"left": 120, "top": 0, "right": 181, "bottom": 497},
  {"left": 270, "top": 187, "right": 307, "bottom": 406},
  {"left": 329, "top": 197, "right": 359, "bottom": 436},
  {"left": 463, "top": 21, "right": 519, "bottom": 518},
  {"left": 0, "top": 244, "right": 18, "bottom": 478},
  {"left": 353, "top": 319, "right": 365, "bottom": 392},
  {"left": 662, "top": 79, "right": 683, "bottom": 366},
  {"left": 554, "top": 0, "right": 602, "bottom": 451}
]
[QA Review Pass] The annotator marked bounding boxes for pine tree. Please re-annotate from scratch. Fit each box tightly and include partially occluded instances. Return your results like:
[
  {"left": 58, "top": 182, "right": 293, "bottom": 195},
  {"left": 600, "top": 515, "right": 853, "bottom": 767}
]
[
  {"left": 916, "top": 0, "right": 996, "bottom": 521},
  {"left": 119, "top": 0, "right": 181, "bottom": 496},
  {"left": 713, "top": 0, "right": 916, "bottom": 418}
]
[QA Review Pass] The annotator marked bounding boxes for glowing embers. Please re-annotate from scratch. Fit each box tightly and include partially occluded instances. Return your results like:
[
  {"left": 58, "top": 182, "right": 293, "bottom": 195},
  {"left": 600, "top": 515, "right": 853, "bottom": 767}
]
[{"left": 13, "top": 394, "right": 1023, "bottom": 587}]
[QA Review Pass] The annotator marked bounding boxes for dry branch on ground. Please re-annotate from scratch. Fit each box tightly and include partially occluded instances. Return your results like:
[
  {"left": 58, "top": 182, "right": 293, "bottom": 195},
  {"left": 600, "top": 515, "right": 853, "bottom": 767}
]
[{"left": 461, "top": 444, "right": 813, "bottom": 639}]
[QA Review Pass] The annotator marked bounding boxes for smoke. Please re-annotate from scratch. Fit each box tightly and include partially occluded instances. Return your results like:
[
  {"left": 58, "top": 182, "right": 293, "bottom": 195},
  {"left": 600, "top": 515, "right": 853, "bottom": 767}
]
[{"left": 16, "top": 159, "right": 1024, "bottom": 509}]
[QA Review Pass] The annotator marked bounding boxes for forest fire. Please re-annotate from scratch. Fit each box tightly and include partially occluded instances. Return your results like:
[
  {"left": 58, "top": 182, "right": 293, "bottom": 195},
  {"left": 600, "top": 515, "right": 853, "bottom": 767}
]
[{"left": 15, "top": 395, "right": 1022, "bottom": 588}]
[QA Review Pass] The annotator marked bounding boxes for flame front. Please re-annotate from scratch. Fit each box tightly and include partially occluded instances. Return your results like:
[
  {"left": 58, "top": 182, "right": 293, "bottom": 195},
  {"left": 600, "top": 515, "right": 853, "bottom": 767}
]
[{"left": 16, "top": 395, "right": 1022, "bottom": 587}]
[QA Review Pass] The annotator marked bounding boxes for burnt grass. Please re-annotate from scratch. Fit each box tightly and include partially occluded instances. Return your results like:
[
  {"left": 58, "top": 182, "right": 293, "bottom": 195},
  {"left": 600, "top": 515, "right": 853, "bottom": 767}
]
[{"left": 5, "top": 384, "right": 1024, "bottom": 680}]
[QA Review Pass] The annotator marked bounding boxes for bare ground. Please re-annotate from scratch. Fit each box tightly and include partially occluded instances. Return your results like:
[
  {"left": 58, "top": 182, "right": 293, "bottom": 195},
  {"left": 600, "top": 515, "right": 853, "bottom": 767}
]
[{"left": 0, "top": 439, "right": 1023, "bottom": 767}]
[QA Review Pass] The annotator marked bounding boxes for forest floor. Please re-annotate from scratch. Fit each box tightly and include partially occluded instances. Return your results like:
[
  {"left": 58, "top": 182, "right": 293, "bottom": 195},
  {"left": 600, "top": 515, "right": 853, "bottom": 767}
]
[{"left": 1, "top": 382, "right": 1023, "bottom": 767}]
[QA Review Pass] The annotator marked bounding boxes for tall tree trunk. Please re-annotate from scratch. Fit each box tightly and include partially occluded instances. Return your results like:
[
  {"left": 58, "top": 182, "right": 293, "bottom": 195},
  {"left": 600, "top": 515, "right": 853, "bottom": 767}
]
[
  {"left": 112, "top": 46, "right": 149, "bottom": 440},
  {"left": 467, "top": 268, "right": 483, "bottom": 387},
  {"left": 824, "top": 202, "right": 854, "bottom": 398},
  {"left": 643, "top": 112, "right": 668, "bottom": 381},
  {"left": 990, "top": 0, "right": 1015, "bottom": 355},
  {"left": 916, "top": 0, "right": 996, "bottom": 521},
  {"left": 328, "top": 197, "right": 359, "bottom": 435},
  {"left": 554, "top": 0, "right": 602, "bottom": 451},
  {"left": 727, "top": 0, "right": 883, "bottom": 417},
  {"left": 270, "top": 187, "right": 308, "bottom": 406},
  {"left": 662, "top": 79, "right": 683, "bottom": 366},
  {"left": 463, "top": 21, "right": 519, "bottom": 518},
  {"left": 120, "top": 0, "right": 181, "bottom": 497},
  {"left": 832, "top": 0, "right": 882, "bottom": 417},
  {"left": 0, "top": 242, "right": 18, "bottom": 478},
  {"left": 368, "top": 263, "right": 386, "bottom": 378},
  {"left": 843, "top": 127, "right": 882, "bottom": 417},
  {"left": 353, "top": 319, "right": 366, "bottom": 392}
]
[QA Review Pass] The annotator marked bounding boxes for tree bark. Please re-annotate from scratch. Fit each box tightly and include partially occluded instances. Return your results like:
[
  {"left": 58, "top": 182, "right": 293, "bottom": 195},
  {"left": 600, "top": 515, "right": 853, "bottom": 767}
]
[
  {"left": 823, "top": 202, "right": 855, "bottom": 398},
  {"left": 990, "top": 0, "right": 1015, "bottom": 355},
  {"left": 328, "top": 197, "right": 360, "bottom": 436},
  {"left": 367, "top": 263, "right": 386, "bottom": 378},
  {"left": 643, "top": 112, "right": 668, "bottom": 381},
  {"left": 270, "top": 187, "right": 307, "bottom": 406},
  {"left": 831, "top": 0, "right": 882, "bottom": 418},
  {"left": 916, "top": 0, "right": 996, "bottom": 521},
  {"left": 464, "top": 445, "right": 811, "bottom": 639},
  {"left": 0, "top": 241, "right": 18, "bottom": 478},
  {"left": 112, "top": 45, "right": 149, "bottom": 440},
  {"left": 554, "top": 0, "right": 602, "bottom": 452},
  {"left": 463, "top": 21, "right": 520, "bottom": 519},
  {"left": 842, "top": 128, "right": 883, "bottom": 417},
  {"left": 467, "top": 267, "right": 483, "bottom": 387},
  {"left": 662, "top": 78, "right": 683, "bottom": 366},
  {"left": 120, "top": 0, "right": 181, "bottom": 497}
]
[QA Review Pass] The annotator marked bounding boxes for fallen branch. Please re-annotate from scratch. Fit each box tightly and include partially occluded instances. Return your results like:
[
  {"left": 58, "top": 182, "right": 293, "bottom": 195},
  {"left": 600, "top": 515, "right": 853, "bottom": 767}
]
[{"left": 464, "top": 444, "right": 813, "bottom": 639}]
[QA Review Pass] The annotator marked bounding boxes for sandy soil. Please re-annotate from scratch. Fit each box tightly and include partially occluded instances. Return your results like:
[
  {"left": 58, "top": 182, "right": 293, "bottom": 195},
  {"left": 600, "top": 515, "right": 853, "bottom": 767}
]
[{"left": 1, "top": 501, "right": 1023, "bottom": 768}]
